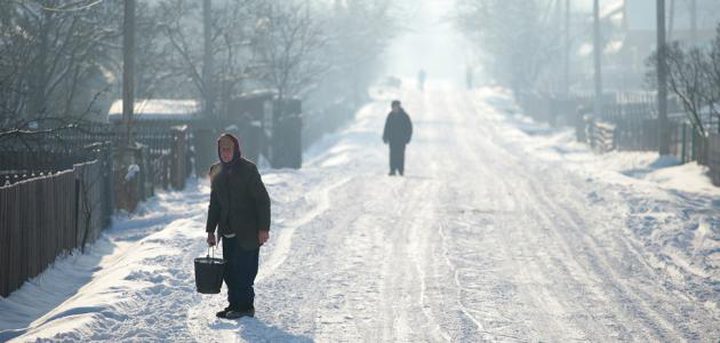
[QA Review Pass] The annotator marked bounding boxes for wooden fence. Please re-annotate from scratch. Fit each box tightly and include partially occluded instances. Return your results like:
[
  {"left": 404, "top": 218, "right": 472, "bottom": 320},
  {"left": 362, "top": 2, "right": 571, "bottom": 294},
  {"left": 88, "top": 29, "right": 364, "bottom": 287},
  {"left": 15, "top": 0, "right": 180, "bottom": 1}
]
[
  {"left": 518, "top": 92, "right": 720, "bottom": 186},
  {"left": 0, "top": 124, "right": 190, "bottom": 296},
  {"left": 704, "top": 134, "right": 720, "bottom": 185},
  {"left": 0, "top": 157, "right": 111, "bottom": 297}
]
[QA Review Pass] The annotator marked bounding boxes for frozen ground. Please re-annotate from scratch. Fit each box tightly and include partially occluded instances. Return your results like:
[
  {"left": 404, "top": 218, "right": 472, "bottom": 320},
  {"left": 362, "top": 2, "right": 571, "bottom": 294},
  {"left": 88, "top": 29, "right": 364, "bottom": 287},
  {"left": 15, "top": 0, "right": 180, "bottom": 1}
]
[{"left": 1, "top": 84, "right": 719, "bottom": 342}]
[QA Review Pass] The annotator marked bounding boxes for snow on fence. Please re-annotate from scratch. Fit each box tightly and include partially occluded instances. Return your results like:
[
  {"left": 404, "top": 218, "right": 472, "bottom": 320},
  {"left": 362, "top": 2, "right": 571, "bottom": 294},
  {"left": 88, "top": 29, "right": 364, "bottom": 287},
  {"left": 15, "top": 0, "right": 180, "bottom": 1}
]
[
  {"left": 0, "top": 158, "right": 111, "bottom": 297},
  {"left": 0, "top": 125, "right": 192, "bottom": 296},
  {"left": 585, "top": 116, "right": 616, "bottom": 153},
  {"left": 110, "top": 125, "right": 190, "bottom": 211},
  {"left": 518, "top": 93, "right": 720, "bottom": 187},
  {"left": 63, "top": 123, "right": 190, "bottom": 191}
]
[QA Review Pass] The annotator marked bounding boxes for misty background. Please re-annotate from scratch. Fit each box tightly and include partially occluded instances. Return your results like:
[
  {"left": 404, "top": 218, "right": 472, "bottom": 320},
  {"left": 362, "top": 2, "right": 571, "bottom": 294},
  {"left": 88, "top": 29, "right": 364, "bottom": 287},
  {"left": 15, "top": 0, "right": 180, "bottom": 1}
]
[{"left": 2, "top": 1, "right": 720, "bottom": 341}]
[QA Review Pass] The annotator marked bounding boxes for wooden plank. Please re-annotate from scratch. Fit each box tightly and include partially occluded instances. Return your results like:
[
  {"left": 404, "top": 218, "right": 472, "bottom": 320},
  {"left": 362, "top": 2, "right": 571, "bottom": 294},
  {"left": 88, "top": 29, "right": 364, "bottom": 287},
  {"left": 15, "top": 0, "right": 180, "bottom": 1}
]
[
  {"left": 5, "top": 186, "right": 14, "bottom": 295},
  {"left": 75, "top": 171, "right": 82, "bottom": 249},
  {"left": 8, "top": 185, "right": 21, "bottom": 293},
  {"left": 59, "top": 173, "right": 67, "bottom": 252},
  {"left": 28, "top": 178, "right": 38, "bottom": 278},
  {"left": 0, "top": 188, "right": 8, "bottom": 296},
  {"left": 45, "top": 176, "right": 54, "bottom": 263},
  {"left": 43, "top": 176, "right": 53, "bottom": 270},
  {"left": 13, "top": 185, "right": 21, "bottom": 294},
  {"left": 91, "top": 163, "right": 101, "bottom": 242},
  {"left": 34, "top": 177, "right": 42, "bottom": 276},
  {"left": 27, "top": 179, "right": 37, "bottom": 279},
  {"left": 66, "top": 172, "right": 74, "bottom": 251},
  {"left": 77, "top": 165, "right": 87, "bottom": 248},
  {"left": 19, "top": 182, "right": 29, "bottom": 288}
]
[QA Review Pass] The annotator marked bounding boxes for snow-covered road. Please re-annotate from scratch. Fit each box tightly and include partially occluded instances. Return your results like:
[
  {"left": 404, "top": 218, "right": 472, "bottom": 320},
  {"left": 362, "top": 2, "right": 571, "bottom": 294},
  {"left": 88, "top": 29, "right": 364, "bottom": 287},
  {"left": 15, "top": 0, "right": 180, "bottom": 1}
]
[{"left": 2, "top": 86, "right": 719, "bottom": 342}]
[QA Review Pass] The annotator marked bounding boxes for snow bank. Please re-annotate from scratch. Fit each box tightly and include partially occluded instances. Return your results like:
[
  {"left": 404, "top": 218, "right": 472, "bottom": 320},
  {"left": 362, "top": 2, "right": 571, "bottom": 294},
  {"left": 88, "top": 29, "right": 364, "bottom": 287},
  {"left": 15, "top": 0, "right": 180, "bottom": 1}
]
[{"left": 478, "top": 88, "right": 720, "bottom": 300}]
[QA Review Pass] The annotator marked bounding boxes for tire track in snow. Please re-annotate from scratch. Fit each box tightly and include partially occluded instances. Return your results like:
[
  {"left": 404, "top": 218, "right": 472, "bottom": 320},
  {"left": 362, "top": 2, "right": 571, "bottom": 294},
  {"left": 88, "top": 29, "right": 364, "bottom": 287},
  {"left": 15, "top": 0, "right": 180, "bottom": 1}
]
[
  {"left": 256, "top": 174, "right": 353, "bottom": 283},
  {"left": 463, "top": 88, "right": 719, "bottom": 341},
  {"left": 435, "top": 90, "right": 557, "bottom": 341},
  {"left": 460, "top": 91, "right": 658, "bottom": 340}
]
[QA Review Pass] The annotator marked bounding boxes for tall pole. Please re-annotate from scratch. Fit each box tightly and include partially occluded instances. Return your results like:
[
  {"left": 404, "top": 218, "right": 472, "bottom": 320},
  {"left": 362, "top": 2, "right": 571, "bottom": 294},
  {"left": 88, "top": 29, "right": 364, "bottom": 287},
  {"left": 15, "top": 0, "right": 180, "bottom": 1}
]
[
  {"left": 563, "top": 0, "right": 570, "bottom": 99},
  {"left": 593, "top": 0, "right": 603, "bottom": 117},
  {"left": 691, "top": 0, "right": 697, "bottom": 44},
  {"left": 657, "top": 0, "right": 670, "bottom": 155},
  {"left": 123, "top": 0, "right": 135, "bottom": 146},
  {"left": 203, "top": 0, "right": 214, "bottom": 119},
  {"left": 668, "top": 0, "right": 675, "bottom": 41}
]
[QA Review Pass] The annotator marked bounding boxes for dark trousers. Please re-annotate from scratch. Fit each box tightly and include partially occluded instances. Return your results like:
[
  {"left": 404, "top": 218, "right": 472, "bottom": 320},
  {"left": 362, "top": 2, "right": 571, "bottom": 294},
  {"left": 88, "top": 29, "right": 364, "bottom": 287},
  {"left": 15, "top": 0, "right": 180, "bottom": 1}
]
[
  {"left": 222, "top": 237, "right": 259, "bottom": 311},
  {"left": 389, "top": 143, "right": 406, "bottom": 175}
]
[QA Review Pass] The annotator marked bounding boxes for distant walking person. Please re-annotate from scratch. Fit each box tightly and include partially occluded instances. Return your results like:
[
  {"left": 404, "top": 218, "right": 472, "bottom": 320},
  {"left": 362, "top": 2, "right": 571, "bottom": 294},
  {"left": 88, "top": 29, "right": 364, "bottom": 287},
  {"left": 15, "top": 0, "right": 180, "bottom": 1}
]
[
  {"left": 382, "top": 100, "right": 413, "bottom": 176},
  {"left": 417, "top": 69, "right": 426, "bottom": 91},
  {"left": 206, "top": 133, "right": 271, "bottom": 319}
]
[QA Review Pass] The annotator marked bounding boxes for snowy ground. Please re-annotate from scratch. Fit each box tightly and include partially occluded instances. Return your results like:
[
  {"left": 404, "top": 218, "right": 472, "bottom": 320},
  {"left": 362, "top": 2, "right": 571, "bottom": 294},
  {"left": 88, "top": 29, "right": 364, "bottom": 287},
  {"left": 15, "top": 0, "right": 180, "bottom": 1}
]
[{"left": 1, "top": 84, "right": 719, "bottom": 342}]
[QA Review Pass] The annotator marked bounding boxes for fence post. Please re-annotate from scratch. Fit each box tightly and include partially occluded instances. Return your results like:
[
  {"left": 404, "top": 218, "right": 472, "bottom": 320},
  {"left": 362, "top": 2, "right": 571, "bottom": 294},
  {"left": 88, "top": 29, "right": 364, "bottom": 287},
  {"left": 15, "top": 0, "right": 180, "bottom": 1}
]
[
  {"left": 681, "top": 122, "right": 687, "bottom": 163},
  {"left": 113, "top": 146, "right": 142, "bottom": 212},
  {"left": 170, "top": 126, "right": 187, "bottom": 190},
  {"left": 103, "top": 146, "right": 114, "bottom": 226},
  {"left": 74, "top": 176, "right": 81, "bottom": 249},
  {"left": 692, "top": 129, "right": 698, "bottom": 162}
]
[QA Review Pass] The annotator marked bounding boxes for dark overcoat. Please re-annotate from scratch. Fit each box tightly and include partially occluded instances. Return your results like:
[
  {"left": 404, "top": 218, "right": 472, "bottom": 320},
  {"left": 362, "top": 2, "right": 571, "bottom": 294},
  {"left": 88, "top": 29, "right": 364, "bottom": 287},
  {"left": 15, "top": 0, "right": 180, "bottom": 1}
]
[
  {"left": 206, "top": 158, "right": 271, "bottom": 250},
  {"left": 383, "top": 110, "right": 413, "bottom": 146}
]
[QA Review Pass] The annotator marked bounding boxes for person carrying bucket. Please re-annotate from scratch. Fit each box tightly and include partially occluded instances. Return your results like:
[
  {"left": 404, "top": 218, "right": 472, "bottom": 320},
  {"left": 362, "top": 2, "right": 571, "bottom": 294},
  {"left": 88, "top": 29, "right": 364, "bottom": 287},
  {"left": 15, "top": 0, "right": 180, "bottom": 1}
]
[{"left": 206, "top": 133, "right": 271, "bottom": 319}]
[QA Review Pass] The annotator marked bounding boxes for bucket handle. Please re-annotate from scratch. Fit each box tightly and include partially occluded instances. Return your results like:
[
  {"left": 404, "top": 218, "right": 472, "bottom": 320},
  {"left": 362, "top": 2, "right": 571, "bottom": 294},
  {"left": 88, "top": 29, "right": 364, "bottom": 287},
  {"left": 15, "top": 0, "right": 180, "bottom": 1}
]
[{"left": 207, "top": 246, "right": 217, "bottom": 262}]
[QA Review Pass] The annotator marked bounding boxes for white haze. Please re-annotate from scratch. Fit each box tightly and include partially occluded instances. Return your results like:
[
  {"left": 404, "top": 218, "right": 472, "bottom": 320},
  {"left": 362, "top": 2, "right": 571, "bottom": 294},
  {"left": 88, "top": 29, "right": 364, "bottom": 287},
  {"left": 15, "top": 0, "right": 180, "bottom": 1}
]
[{"left": 382, "top": 0, "right": 473, "bottom": 88}]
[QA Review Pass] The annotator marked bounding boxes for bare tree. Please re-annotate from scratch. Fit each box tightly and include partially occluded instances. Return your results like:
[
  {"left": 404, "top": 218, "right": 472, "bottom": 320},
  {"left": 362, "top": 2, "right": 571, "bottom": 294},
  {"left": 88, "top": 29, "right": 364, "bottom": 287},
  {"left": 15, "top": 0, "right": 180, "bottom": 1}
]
[
  {"left": 666, "top": 44, "right": 710, "bottom": 135},
  {"left": 321, "top": 0, "right": 396, "bottom": 106},
  {"left": 249, "top": 1, "right": 327, "bottom": 101},
  {"left": 646, "top": 24, "right": 720, "bottom": 136},
  {"left": 706, "top": 24, "right": 720, "bottom": 133},
  {"left": 152, "top": 0, "right": 257, "bottom": 116},
  {"left": 454, "top": 0, "right": 564, "bottom": 94},
  {"left": 0, "top": 0, "right": 122, "bottom": 129}
]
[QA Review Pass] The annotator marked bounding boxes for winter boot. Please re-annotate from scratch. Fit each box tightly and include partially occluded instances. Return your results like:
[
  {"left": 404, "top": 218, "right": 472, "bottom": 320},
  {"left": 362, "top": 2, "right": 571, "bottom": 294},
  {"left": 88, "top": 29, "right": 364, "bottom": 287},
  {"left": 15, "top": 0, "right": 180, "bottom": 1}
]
[
  {"left": 225, "top": 306, "right": 255, "bottom": 319},
  {"left": 216, "top": 306, "right": 232, "bottom": 318}
]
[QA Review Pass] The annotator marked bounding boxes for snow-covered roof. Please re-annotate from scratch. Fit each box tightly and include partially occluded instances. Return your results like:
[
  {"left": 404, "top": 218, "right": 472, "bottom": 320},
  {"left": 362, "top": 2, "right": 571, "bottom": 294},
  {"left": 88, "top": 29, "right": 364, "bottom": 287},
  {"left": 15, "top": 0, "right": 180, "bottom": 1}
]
[
  {"left": 235, "top": 89, "right": 277, "bottom": 100},
  {"left": 107, "top": 99, "right": 201, "bottom": 122}
]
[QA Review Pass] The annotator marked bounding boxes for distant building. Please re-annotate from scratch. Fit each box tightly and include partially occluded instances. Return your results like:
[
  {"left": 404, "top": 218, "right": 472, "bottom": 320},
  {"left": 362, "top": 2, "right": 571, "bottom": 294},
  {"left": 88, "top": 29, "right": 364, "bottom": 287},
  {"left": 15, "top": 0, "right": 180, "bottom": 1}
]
[
  {"left": 107, "top": 99, "right": 201, "bottom": 124},
  {"left": 597, "top": 0, "right": 720, "bottom": 90}
]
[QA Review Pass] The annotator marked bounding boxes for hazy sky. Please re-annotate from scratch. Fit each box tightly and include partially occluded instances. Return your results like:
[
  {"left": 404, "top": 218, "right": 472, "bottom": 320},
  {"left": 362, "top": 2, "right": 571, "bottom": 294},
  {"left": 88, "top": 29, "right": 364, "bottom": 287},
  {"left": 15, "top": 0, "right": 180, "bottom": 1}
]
[{"left": 382, "top": 0, "right": 472, "bottom": 88}]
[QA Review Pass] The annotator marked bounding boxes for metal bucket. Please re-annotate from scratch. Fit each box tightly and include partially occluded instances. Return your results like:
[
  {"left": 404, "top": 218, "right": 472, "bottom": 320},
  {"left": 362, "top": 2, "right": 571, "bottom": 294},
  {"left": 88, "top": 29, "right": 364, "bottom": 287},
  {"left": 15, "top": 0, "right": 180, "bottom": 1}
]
[{"left": 194, "top": 249, "right": 225, "bottom": 294}]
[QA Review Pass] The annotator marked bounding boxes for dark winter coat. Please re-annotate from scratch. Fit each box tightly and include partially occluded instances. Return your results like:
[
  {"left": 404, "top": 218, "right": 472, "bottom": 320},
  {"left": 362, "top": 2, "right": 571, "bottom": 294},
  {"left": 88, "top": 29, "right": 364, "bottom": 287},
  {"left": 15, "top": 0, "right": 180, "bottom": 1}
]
[
  {"left": 382, "top": 110, "right": 413, "bottom": 146},
  {"left": 206, "top": 134, "right": 271, "bottom": 250}
]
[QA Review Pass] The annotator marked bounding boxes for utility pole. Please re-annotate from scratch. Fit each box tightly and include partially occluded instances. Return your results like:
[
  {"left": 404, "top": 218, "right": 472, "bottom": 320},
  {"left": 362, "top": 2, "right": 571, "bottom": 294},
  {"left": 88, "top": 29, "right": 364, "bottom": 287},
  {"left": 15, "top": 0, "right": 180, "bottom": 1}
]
[
  {"left": 30, "top": 11, "right": 50, "bottom": 119},
  {"left": 668, "top": 0, "right": 675, "bottom": 41},
  {"left": 691, "top": 0, "right": 697, "bottom": 44},
  {"left": 563, "top": 0, "right": 570, "bottom": 99},
  {"left": 203, "top": 0, "right": 215, "bottom": 119},
  {"left": 657, "top": 0, "right": 670, "bottom": 155},
  {"left": 123, "top": 0, "right": 135, "bottom": 146},
  {"left": 593, "top": 0, "right": 603, "bottom": 117}
]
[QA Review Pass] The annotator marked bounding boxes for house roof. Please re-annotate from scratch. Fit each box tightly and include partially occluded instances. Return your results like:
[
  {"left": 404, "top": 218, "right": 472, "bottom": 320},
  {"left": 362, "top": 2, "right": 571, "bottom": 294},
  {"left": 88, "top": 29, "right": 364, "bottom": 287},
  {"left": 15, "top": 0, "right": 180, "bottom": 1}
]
[{"left": 107, "top": 99, "right": 201, "bottom": 122}]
